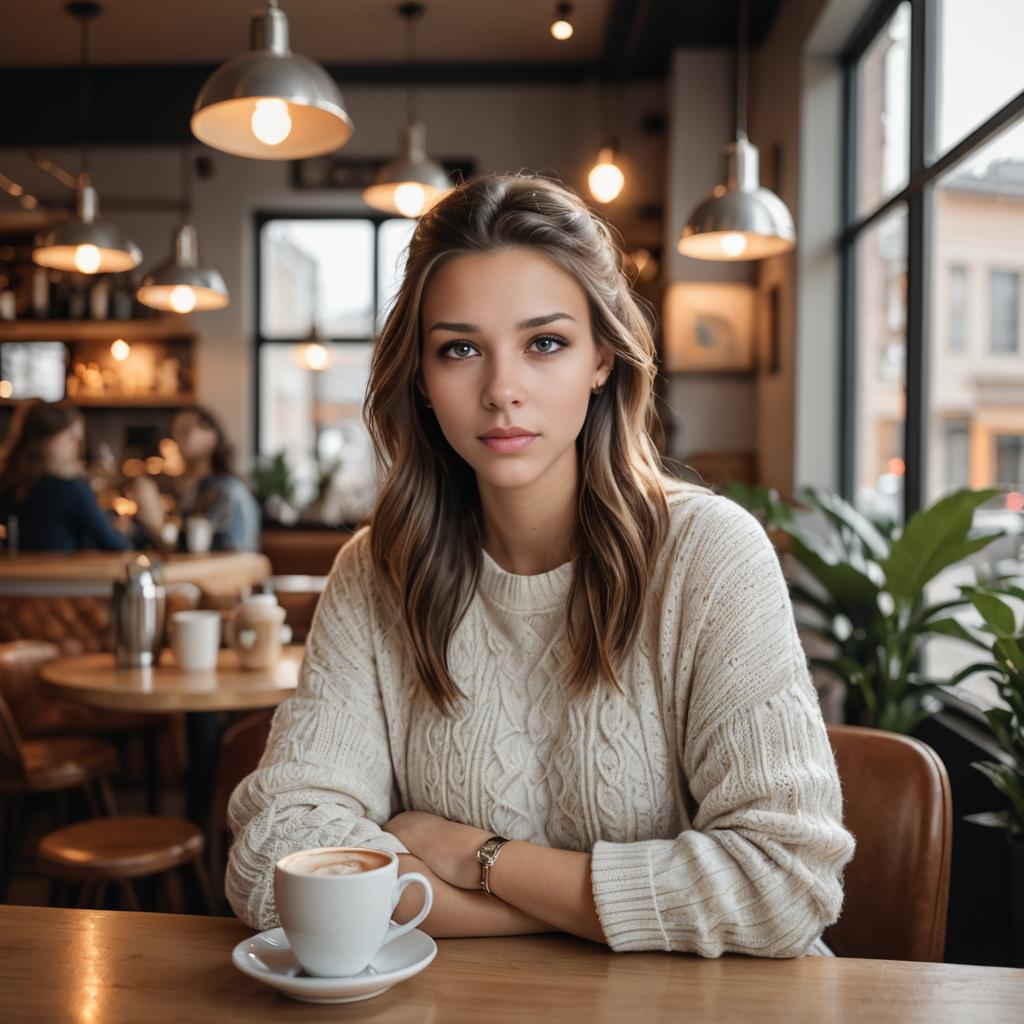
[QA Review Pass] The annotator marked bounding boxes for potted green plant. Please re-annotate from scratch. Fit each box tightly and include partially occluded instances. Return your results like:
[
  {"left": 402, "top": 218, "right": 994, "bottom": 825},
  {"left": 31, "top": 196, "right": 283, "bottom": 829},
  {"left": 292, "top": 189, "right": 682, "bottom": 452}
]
[
  {"left": 724, "top": 483, "right": 1002, "bottom": 733},
  {"left": 251, "top": 450, "right": 299, "bottom": 525},
  {"left": 950, "top": 584, "right": 1024, "bottom": 965}
]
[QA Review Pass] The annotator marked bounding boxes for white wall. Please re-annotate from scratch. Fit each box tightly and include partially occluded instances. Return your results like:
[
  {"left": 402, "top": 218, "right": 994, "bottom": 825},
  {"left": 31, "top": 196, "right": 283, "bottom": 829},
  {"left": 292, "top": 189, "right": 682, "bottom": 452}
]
[{"left": 1, "top": 78, "right": 665, "bottom": 468}]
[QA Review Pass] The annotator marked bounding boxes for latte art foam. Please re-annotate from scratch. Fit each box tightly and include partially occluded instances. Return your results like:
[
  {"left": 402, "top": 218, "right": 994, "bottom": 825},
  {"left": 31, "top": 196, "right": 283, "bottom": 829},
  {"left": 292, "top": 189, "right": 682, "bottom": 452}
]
[{"left": 284, "top": 848, "right": 390, "bottom": 877}]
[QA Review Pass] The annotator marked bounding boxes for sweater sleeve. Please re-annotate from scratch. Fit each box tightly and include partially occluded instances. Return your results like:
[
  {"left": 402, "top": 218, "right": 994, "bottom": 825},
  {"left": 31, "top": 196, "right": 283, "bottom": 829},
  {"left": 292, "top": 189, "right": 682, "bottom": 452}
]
[
  {"left": 589, "top": 499, "right": 855, "bottom": 957},
  {"left": 225, "top": 530, "right": 409, "bottom": 931}
]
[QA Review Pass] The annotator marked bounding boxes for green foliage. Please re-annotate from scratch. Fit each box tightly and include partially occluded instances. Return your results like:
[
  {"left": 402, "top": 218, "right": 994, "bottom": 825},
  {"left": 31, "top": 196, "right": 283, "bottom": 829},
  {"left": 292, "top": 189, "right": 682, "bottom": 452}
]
[
  {"left": 723, "top": 483, "right": 1003, "bottom": 734},
  {"left": 251, "top": 450, "right": 296, "bottom": 505},
  {"left": 955, "top": 585, "right": 1024, "bottom": 837}
]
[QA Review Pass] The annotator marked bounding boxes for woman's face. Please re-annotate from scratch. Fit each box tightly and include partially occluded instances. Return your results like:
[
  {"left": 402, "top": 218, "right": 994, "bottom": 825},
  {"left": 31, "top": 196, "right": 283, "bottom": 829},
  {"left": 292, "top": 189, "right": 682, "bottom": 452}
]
[
  {"left": 419, "top": 246, "right": 613, "bottom": 498},
  {"left": 46, "top": 418, "right": 84, "bottom": 466},
  {"left": 172, "top": 412, "right": 218, "bottom": 463}
]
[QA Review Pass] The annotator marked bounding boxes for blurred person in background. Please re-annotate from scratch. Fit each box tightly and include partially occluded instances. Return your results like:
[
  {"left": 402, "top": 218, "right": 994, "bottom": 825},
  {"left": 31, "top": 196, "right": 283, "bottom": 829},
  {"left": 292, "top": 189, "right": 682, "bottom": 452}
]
[
  {"left": 0, "top": 399, "right": 132, "bottom": 552},
  {"left": 129, "top": 405, "right": 260, "bottom": 552}
]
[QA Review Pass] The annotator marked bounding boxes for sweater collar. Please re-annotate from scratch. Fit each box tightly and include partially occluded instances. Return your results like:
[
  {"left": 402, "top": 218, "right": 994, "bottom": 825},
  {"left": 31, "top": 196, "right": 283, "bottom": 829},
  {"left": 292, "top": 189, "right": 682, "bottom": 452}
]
[{"left": 478, "top": 547, "right": 574, "bottom": 612}]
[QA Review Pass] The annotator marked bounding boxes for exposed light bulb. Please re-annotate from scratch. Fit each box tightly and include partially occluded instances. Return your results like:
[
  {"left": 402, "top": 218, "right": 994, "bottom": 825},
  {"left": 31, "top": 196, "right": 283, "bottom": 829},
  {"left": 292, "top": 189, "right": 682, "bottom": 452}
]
[
  {"left": 720, "top": 232, "right": 748, "bottom": 257},
  {"left": 110, "top": 339, "right": 130, "bottom": 361},
  {"left": 74, "top": 244, "right": 101, "bottom": 274},
  {"left": 393, "top": 183, "right": 427, "bottom": 218},
  {"left": 550, "top": 19, "right": 573, "bottom": 40},
  {"left": 588, "top": 149, "right": 625, "bottom": 204},
  {"left": 0, "top": 380, "right": 12, "bottom": 399},
  {"left": 303, "top": 342, "right": 332, "bottom": 371},
  {"left": 250, "top": 98, "right": 293, "bottom": 146},
  {"left": 169, "top": 285, "right": 198, "bottom": 314}
]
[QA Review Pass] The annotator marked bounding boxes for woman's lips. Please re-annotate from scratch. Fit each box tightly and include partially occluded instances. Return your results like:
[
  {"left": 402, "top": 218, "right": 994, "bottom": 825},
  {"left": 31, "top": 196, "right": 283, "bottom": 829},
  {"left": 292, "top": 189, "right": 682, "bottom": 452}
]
[{"left": 479, "top": 434, "right": 537, "bottom": 453}]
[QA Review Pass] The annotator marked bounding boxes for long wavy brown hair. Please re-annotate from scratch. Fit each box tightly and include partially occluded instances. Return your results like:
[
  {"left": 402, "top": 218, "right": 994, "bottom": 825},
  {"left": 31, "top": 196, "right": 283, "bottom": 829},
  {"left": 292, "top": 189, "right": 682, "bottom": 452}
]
[
  {"left": 364, "top": 172, "right": 681, "bottom": 716},
  {"left": 0, "top": 400, "right": 83, "bottom": 505}
]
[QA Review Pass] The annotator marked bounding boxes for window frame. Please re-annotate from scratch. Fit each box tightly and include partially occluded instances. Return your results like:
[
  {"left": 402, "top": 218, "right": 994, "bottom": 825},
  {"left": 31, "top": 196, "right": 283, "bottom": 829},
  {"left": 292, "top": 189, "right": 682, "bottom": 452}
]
[
  {"left": 839, "top": 0, "right": 1024, "bottom": 519},
  {"left": 252, "top": 210, "right": 410, "bottom": 457}
]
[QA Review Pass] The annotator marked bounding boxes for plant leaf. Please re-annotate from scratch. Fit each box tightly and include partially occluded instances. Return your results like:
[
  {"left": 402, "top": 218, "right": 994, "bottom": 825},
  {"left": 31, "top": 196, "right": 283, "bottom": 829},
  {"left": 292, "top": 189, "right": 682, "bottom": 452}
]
[{"left": 882, "top": 487, "right": 1002, "bottom": 599}]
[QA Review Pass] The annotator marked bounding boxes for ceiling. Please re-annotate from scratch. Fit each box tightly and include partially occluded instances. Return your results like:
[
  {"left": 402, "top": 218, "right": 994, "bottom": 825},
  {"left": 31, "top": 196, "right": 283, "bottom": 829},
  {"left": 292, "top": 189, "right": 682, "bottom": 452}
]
[{"left": 0, "top": 0, "right": 782, "bottom": 74}]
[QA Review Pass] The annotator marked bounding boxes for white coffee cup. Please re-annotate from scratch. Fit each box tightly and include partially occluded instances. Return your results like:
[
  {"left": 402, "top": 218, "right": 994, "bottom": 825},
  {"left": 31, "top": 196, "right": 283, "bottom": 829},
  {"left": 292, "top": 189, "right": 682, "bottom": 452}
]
[
  {"left": 185, "top": 516, "right": 213, "bottom": 554},
  {"left": 169, "top": 609, "right": 221, "bottom": 671},
  {"left": 274, "top": 846, "right": 433, "bottom": 978}
]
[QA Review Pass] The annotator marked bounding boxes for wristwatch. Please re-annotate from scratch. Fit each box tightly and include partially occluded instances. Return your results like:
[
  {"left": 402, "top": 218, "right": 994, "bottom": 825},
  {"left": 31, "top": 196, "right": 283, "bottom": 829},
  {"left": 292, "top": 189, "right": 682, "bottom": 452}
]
[{"left": 476, "top": 835, "right": 511, "bottom": 895}]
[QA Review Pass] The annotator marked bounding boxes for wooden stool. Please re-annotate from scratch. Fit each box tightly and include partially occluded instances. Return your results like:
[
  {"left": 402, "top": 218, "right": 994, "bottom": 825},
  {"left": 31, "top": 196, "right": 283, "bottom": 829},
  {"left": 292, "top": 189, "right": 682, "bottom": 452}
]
[
  {"left": 37, "top": 815, "right": 215, "bottom": 914},
  {"left": 0, "top": 675, "right": 120, "bottom": 900}
]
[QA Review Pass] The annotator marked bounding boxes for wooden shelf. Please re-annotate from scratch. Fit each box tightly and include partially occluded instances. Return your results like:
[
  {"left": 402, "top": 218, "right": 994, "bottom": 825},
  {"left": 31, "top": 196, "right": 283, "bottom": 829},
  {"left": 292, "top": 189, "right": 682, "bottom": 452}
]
[
  {"left": 0, "top": 395, "right": 195, "bottom": 409},
  {"left": 0, "top": 319, "right": 195, "bottom": 342}
]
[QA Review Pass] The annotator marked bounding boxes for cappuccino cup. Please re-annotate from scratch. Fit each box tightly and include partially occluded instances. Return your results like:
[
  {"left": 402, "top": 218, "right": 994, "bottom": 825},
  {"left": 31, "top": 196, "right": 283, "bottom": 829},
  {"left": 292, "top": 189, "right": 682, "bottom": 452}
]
[
  {"left": 169, "top": 609, "right": 221, "bottom": 671},
  {"left": 274, "top": 846, "right": 432, "bottom": 978}
]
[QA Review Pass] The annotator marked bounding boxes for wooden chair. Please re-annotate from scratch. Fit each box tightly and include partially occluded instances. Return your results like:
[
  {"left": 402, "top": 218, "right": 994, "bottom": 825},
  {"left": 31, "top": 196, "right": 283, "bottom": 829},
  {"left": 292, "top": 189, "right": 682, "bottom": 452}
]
[
  {"left": 208, "top": 710, "right": 274, "bottom": 896},
  {"left": 37, "top": 814, "right": 213, "bottom": 913},
  {"left": 0, "top": 647, "right": 120, "bottom": 900},
  {"left": 825, "top": 724, "right": 953, "bottom": 962}
]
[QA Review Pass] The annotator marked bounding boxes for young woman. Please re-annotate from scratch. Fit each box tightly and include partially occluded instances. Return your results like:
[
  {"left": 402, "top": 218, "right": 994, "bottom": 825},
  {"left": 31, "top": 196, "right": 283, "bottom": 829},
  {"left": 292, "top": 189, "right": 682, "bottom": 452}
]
[
  {"left": 129, "top": 406, "right": 261, "bottom": 552},
  {"left": 226, "top": 173, "right": 854, "bottom": 958},
  {"left": 0, "top": 400, "right": 132, "bottom": 552}
]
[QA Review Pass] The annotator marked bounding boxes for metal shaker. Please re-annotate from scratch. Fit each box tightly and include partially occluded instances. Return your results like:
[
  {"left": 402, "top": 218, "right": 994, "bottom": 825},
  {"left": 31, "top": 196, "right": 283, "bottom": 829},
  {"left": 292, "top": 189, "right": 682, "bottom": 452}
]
[{"left": 112, "top": 555, "right": 167, "bottom": 667}]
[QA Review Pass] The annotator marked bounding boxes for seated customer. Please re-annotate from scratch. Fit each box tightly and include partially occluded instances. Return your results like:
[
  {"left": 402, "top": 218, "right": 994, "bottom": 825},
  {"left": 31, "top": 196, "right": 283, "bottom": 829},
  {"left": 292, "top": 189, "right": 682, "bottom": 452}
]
[
  {"left": 0, "top": 400, "right": 131, "bottom": 552},
  {"left": 130, "top": 406, "right": 261, "bottom": 552}
]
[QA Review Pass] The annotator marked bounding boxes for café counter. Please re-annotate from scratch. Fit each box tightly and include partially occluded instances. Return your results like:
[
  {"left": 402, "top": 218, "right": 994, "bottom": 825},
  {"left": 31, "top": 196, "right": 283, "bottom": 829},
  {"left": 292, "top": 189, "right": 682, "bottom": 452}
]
[{"left": 0, "top": 550, "right": 271, "bottom": 654}]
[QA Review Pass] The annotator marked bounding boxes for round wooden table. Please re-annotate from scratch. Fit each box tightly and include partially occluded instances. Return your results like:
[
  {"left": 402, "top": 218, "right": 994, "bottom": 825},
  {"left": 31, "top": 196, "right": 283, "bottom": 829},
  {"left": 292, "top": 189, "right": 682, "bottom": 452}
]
[
  {"left": 40, "top": 646, "right": 303, "bottom": 713},
  {"left": 40, "top": 646, "right": 304, "bottom": 824}
]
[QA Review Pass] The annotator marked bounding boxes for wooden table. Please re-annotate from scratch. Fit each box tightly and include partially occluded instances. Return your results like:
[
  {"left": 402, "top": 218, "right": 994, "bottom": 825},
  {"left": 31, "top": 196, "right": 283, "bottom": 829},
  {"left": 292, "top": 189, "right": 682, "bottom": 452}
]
[
  {"left": 40, "top": 646, "right": 303, "bottom": 713},
  {"left": 0, "top": 550, "right": 272, "bottom": 598},
  {"left": 40, "top": 647, "right": 303, "bottom": 823},
  {"left": 1, "top": 905, "right": 1022, "bottom": 1023}
]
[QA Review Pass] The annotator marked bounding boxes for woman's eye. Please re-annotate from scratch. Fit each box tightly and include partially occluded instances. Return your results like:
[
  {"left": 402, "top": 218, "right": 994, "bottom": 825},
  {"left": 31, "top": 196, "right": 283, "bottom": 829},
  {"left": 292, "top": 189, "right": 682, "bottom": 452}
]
[
  {"left": 530, "top": 334, "right": 568, "bottom": 354},
  {"left": 441, "top": 342, "right": 478, "bottom": 359}
]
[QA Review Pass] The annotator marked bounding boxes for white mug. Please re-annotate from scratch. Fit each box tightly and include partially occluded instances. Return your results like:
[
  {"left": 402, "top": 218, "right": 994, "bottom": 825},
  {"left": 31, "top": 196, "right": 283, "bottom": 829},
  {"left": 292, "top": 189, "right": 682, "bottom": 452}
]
[
  {"left": 169, "top": 609, "right": 221, "bottom": 671},
  {"left": 185, "top": 516, "right": 213, "bottom": 554},
  {"left": 274, "top": 846, "right": 433, "bottom": 978}
]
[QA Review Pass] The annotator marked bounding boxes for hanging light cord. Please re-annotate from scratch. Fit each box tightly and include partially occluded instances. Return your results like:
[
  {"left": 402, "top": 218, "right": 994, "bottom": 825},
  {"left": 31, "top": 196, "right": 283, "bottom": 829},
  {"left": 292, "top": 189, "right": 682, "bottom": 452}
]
[
  {"left": 402, "top": 3, "right": 421, "bottom": 125},
  {"left": 181, "top": 146, "right": 193, "bottom": 222},
  {"left": 736, "top": 0, "right": 749, "bottom": 140},
  {"left": 79, "top": 10, "right": 91, "bottom": 174}
]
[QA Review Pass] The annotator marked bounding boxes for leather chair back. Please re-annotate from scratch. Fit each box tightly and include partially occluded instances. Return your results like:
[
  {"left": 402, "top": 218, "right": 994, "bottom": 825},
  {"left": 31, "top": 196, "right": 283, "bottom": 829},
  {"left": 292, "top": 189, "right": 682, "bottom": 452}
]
[
  {"left": 825, "top": 724, "right": 952, "bottom": 962},
  {"left": 0, "top": 641, "right": 61, "bottom": 782},
  {"left": 210, "top": 710, "right": 273, "bottom": 838}
]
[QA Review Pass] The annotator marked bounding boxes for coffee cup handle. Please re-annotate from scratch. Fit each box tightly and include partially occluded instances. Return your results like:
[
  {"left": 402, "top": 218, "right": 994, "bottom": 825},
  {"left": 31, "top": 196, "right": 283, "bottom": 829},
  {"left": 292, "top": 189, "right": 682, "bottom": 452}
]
[
  {"left": 280, "top": 624, "right": 293, "bottom": 645},
  {"left": 382, "top": 872, "right": 433, "bottom": 946}
]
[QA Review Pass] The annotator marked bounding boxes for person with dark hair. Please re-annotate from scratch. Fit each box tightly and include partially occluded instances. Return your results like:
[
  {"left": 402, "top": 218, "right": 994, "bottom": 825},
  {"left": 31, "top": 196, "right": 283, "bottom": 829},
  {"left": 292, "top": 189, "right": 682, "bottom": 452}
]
[
  {"left": 225, "top": 172, "right": 854, "bottom": 959},
  {"left": 129, "top": 406, "right": 261, "bottom": 552},
  {"left": 0, "top": 399, "right": 132, "bottom": 552}
]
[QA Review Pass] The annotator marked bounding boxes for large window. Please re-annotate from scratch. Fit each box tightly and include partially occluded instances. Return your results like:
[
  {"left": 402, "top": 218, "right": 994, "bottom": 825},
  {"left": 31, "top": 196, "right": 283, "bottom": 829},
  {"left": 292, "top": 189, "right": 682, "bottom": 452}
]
[
  {"left": 843, "top": 0, "right": 1024, "bottom": 710},
  {"left": 255, "top": 214, "right": 416, "bottom": 517}
]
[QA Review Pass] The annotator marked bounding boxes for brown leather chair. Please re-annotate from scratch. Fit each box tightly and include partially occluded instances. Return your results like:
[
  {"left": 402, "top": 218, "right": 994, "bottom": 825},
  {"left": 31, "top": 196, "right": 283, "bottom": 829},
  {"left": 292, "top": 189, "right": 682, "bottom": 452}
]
[
  {"left": 208, "top": 709, "right": 274, "bottom": 896},
  {"left": 825, "top": 724, "right": 952, "bottom": 962}
]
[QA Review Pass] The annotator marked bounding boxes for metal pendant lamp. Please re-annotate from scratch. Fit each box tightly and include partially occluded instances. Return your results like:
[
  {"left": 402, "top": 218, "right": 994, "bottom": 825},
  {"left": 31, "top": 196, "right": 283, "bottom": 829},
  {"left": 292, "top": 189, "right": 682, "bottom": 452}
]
[
  {"left": 32, "top": 2, "right": 142, "bottom": 275},
  {"left": 362, "top": 3, "right": 450, "bottom": 218},
  {"left": 137, "top": 152, "right": 229, "bottom": 314},
  {"left": 677, "top": 0, "right": 795, "bottom": 261},
  {"left": 191, "top": 0, "right": 353, "bottom": 160}
]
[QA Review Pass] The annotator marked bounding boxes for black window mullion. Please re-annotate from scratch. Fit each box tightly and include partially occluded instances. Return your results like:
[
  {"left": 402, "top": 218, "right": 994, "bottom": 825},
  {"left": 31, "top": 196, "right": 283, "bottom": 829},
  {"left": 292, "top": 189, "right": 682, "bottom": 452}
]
[
  {"left": 902, "top": 0, "right": 937, "bottom": 520},
  {"left": 839, "top": 57, "right": 859, "bottom": 503}
]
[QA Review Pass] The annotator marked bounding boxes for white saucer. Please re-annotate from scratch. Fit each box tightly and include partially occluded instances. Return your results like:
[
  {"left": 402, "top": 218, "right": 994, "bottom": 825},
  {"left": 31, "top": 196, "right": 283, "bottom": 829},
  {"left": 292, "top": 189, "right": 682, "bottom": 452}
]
[{"left": 232, "top": 926, "right": 437, "bottom": 1004}]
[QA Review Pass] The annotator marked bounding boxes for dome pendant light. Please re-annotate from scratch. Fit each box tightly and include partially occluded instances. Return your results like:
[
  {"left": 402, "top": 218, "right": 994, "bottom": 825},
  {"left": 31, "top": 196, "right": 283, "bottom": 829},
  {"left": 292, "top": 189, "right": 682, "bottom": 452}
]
[
  {"left": 32, "top": 3, "right": 142, "bottom": 275},
  {"left": 137, "top": 150, "right": 229, "bottom": 314},
  {"left": 191, "top": 0, "right": 353, "bottom": 160},
  {"left": 362, "top": 3, "right": 450, "bottom": 218},
  {"left": 677, "top": 0, "right": 795, "bottom": 261}
]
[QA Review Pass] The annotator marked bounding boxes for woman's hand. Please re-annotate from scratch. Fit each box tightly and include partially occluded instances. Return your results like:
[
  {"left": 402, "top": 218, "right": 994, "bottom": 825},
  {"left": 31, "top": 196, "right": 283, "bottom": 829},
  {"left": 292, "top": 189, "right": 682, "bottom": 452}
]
[{"left": 383, "top": 811, "right": 492, "bottom": 891}]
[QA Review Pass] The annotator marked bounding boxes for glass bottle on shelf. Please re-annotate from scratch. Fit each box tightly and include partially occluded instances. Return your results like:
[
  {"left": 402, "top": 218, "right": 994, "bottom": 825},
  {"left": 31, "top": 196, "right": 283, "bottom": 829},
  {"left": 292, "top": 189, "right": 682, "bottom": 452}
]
[
  {"left": 110, "top": 272, "right": 134, "bottom": 320},
  {"left": 31, "top": 266, "right": 50, "bottom": 318},
  {"left": 89, "top": 276, "right": 111, "bottom": 320}
]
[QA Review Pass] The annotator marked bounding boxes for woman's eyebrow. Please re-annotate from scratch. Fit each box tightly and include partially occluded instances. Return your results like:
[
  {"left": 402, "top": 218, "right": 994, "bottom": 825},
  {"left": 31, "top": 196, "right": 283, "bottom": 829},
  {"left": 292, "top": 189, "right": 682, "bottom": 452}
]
[{"left": 427, "top": 312, "right": 577, "bottom": 334}]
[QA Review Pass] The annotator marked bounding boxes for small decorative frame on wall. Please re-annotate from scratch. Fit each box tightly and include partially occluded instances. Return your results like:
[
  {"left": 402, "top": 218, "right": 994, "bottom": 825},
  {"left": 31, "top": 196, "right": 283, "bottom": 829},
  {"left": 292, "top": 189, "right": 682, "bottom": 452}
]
[{"left": 661, "top": 282, "right": 756, "bottom": 374}]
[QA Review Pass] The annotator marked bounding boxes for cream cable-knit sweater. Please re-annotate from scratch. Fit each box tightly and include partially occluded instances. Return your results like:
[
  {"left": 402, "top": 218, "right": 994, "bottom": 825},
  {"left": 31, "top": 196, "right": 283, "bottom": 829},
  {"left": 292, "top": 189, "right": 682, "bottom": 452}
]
[{"left": 226, "top": 486, "right": 854, "bottom": 957}]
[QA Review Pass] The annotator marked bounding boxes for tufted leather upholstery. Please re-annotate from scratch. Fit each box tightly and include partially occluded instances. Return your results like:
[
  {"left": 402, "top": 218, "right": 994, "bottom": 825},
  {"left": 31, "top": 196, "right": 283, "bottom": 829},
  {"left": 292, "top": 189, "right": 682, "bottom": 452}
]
[{"left": 824, "top": 724, "right": 953, "bottom": 962}]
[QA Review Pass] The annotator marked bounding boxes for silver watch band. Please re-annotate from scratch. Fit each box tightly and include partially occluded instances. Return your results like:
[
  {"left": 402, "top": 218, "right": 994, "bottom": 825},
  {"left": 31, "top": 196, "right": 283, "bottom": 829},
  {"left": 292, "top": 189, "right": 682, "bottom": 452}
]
[{"left": 476, "top": 835, "right": 510, "bottom": 895}]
